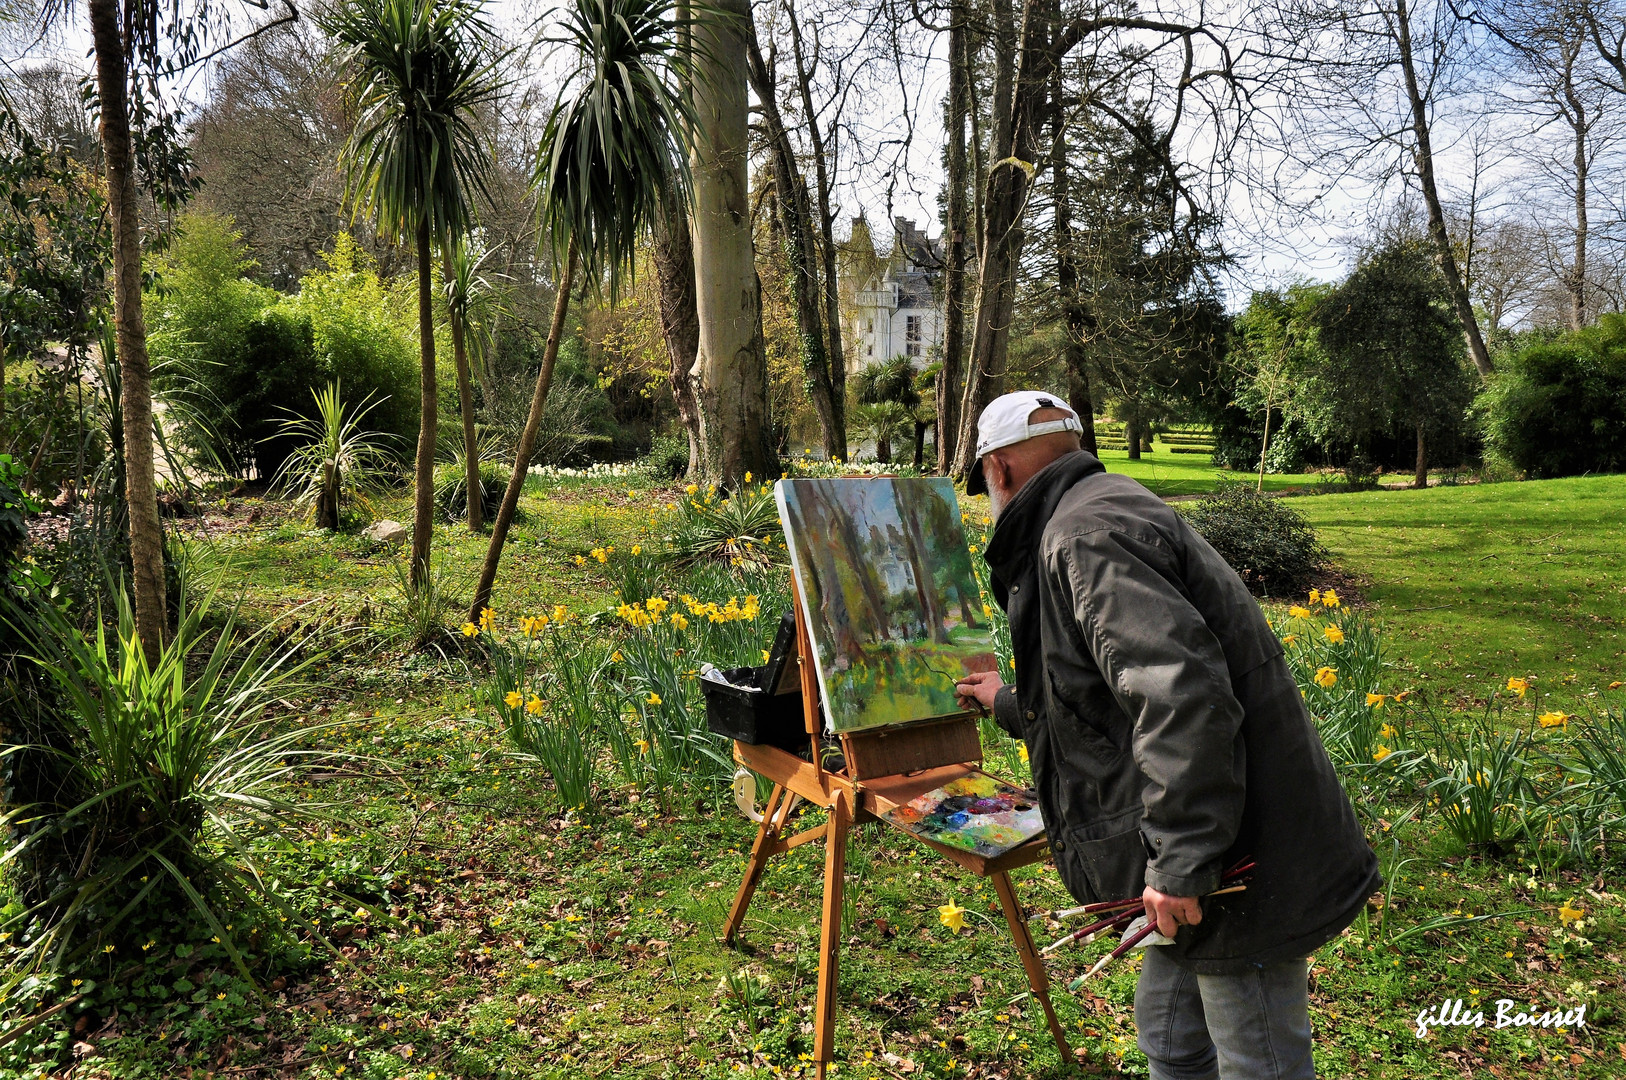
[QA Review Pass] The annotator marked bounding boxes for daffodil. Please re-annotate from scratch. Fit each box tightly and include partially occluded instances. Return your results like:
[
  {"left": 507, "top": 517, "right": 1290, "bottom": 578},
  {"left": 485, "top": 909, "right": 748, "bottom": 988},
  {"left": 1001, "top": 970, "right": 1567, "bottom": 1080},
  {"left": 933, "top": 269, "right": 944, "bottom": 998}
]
[
  {"left": 1538, "top": 711, "right": 1569, "bottom": 729},
  {"left": 526, "top": 696, "right": 544, "bottom": 715},
  {"left": 670, "top": 613, "right": 689, "bottom": 630},
  {"left": 1314, "top": 666, "right": 1337, "bottom": 689},
  {"left": 646, "top": 692, "right": 662, "bottom": 706},
  {"left": 479, "top": 606, "right": 496, "bottom": 631},
  {"left": 1379, "top": 723, "right": 1398, "bottom": 739},
  {"left": 461, "top": 622, "right": 480, "bottom": 638},
  {"left": 631, "top": 544, "right": 641, "bottom": 556},
  {"left": 1281, "top": 633, "right": 1297, "bottom": 645},
  {"left": 1507, "top": 677, "right": 1530, "bottom": 697},
  {"left": 573, "top": 555, "right": 586, "bottom": 567},
  {"left": 1323, "top": 625, "right": 1345, "bottom": 645},
  {"left": 611, "top": 650, "right": 623, "bottom": 662},
  {"left": 1558, "top": 900, "right": 1585, "bottom": 924},
  {"left": 1365, "top": 692, "right": 1386, "bottom": 707},
  {"left": 938, "top": 899, "right": 967, "bottom": 933},
  {"left": 1308, "top": 589, "right": 1321, "bottom": 605},
  {"left": 1321, "top": 589, "right": 1340, "bottom": 608},
  {"left": 1372, "top": 745, "right": 1392, "bottom": 762},
  {"left": 504, "top": 690, "right": 523, "bottom": 709},
  {"left": 1288, "top": 605, "right": 1312, "bottom": 619}
]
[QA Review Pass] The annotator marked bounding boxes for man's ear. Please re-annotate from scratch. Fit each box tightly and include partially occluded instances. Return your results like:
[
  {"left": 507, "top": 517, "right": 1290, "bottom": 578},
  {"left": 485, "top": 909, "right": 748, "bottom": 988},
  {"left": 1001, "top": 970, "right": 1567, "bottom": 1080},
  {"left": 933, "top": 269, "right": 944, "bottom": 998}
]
[{"left": 983, "top": 451, "right": 1009, "bottom": 490}]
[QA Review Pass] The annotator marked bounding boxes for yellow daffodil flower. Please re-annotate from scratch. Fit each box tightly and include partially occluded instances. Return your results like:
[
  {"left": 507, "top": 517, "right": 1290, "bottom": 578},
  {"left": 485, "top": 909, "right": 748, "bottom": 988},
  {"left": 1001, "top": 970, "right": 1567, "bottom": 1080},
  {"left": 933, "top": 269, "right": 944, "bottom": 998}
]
[
  {"left": 1537, "top": 712, "right": 1569, "bottom": 729},
  {"left": 646, "top": 692, "right": 662, "bottom": 706},
  {"left": 1372, "top": 745, "right": 1391, "bottom": 762},
  {"left": 1379, "top": 723, "right": 1398, "bottom": 739},
  {"left": 1507, "top": 677, "right": 1530, "bottom": 697},
  {"left": 1366, "top": 692, "right": 1385, "bottom": 707},
  {"left": 479, "top": 607, "right": 496, "bottom": 631},
  {"left": 938, "top": 899, "right": 967, "bottom": 933},
  {"left": 670, "top": 613, "right": 689, "bottom": 630},
  {"left": 1314, "top": 666, "right": 1337, "bottom": 688},
  {"left": 1308, "top": 589, "right": 1321, "bottom": 604},
  {"left": 1281, "top": 633, "right": 1297, "bottom": 645},
  {"left": 685, "top": 483, "right": 699, "bottom": 495},
  {"left": 1289, "top": 605, "right": 1312, "bottom": 619},
  {"left": 1323, "top": 625, "right": 1345, "bottom": 644},
  {"left": 631, "top": 544, "right": 641, "bottom": 556},
  {"left": 1558, "top": 900, "right": 1585, "bottom": 924},
  {"left": 1322, "top": 589, "right": 1340, "bottom": 608},
  {"left": 461, "top": 622, "right": 480, "bottom": 638},
  {"left": 574, "top": 555, "right": 586, "bottom": 567},
  {"left": 503, "top": 690, "right": 523, "bottom": 709},
  {"left": 526, "top": 696, "right": 544, "bottom": 715},
  {"left": 635, "top": 738, "right": 650, "bottom": 754},
  {"left": 611, "top": 650, "right": 623, "bottom": 662}
]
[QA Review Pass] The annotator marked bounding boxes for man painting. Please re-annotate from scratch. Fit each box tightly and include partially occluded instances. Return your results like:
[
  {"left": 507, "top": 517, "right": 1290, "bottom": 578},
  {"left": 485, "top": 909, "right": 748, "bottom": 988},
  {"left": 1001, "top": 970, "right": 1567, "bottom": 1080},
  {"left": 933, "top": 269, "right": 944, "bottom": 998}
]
[{"left": 954, "top": 391, "right": 1379, "bottom": 1080}]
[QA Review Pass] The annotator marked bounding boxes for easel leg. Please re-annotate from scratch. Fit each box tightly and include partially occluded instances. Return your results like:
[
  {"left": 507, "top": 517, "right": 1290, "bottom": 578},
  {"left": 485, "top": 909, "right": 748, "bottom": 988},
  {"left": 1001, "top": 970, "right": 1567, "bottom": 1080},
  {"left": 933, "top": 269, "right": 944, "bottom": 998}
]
[
  {"left": 991, "top": 870, "right": 1074, "bottom": 1064},
  {"left": 813, "top": 791, "right": 851, "bottom": 1079},
  {"left": 724, "top": 783, "right": 790, "bottom": 945}
]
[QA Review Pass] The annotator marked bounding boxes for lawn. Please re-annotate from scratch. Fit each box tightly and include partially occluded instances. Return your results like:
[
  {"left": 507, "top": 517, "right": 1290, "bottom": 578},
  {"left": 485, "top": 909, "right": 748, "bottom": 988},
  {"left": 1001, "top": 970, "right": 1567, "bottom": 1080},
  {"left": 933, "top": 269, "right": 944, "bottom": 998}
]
[
  {"left": 8, "top": 470, "right": 1624, "bottom": 1080},
  {"left": 1290, "top": 475, "right": 1626, "bottom": 701}
]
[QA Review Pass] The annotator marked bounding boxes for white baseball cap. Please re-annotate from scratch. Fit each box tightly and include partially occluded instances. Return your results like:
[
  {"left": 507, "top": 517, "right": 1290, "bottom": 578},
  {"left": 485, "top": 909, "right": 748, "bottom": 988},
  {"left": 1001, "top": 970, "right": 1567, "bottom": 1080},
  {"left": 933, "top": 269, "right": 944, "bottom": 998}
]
[{"left": 966, "top": 390, "right": 1083, "bottom": 496}]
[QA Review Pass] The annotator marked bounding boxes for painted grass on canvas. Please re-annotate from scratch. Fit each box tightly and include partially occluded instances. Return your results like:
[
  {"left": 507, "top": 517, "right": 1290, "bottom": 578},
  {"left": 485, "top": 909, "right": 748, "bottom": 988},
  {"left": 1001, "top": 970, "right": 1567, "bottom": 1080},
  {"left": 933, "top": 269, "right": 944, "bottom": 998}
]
[{"left": 777, "top": 477, "right": 995, "bottom": 732}]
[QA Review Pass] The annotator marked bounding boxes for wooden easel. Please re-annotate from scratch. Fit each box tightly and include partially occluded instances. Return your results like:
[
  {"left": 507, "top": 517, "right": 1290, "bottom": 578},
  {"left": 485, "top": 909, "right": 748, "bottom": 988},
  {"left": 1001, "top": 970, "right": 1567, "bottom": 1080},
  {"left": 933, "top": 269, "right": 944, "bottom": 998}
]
[{"left": 723, "top": 578, "right": 1072, "bottom": 1077}]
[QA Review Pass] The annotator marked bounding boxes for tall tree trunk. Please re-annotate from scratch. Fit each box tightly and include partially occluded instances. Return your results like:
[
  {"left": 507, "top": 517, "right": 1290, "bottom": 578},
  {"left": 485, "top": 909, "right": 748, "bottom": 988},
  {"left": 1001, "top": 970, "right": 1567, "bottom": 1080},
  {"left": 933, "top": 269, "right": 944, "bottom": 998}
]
[
  {"left": 938, "top": 0, "right": 971, "bottom": 472},
  {"left": 951, "top": 0, "right": 1053, "bottom": 479},
  {"left": 1413, "top": 418, "right": 1427, "bottom": 489},
  {"left": 1394, "top": 0, "right": 1494, "bottom": 376},
  {"left": 746, "top": 25, "right": 841, "bottom": 457},
  {"left": 651, "top": 185, "right": 702, "bottom": 476},
  {"left": 1125, "top": 414, "right": 1142, "bottom": 461},
  {"left": 1049, "top": 45, "right": 1097, "bottom": 457},
  {"left": 410, "top": 214, "right": 438, "bottom": 589},
  {"left": 470, "top": 238, "right": 577, "bottom": 622},
  {"left": 1567, "top": 93, "right": 1588, "bottom": 330},
  {"left": 88, "top": 0, "right": 165, "bottom": 663},
  {"left": 690, "top": 0, "right": 773, "bottom": 488},
  {"left": 786, "top": 1, "right": 847, "bottom": 456},
  {"left": 444, "top": 252, "right": 482, "bottom": 532}
]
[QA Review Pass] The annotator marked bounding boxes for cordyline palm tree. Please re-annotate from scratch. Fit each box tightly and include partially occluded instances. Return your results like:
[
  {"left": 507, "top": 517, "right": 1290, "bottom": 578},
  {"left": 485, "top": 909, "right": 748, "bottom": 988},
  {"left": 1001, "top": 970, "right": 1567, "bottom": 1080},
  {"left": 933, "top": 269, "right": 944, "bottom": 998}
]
[
  {"left": 442, "top": 240, "right": 501, "bottom": 531},
  {"left": 469, "top": 0, "right": 695, "bottom": 622},
  {"left": 324, "top": 0, "right": 506, "bottom": 589}
]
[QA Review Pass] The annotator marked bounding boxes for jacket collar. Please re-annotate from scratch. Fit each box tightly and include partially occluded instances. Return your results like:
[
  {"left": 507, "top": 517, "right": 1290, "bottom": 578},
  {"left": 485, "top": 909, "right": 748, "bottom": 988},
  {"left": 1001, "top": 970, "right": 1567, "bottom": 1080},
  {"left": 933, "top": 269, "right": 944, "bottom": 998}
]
[{"left": 983, "top": 450, "right": 1105, "bottom": 597}]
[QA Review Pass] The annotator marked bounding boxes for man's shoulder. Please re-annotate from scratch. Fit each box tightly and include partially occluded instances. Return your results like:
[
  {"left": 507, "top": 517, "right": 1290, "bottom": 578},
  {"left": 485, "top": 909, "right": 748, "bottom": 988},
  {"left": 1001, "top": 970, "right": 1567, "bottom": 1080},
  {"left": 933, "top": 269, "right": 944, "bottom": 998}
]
[{"left": 1041, "top": 472, "right": 1180, "bottom": 550}]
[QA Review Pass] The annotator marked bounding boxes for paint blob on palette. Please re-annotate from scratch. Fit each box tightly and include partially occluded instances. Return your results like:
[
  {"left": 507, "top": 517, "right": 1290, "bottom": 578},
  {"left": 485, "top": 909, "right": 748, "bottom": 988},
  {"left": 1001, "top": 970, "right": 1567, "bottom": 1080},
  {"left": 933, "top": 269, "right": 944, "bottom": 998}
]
[{"left": 879, "top": 772, "right": 1046, "bottom": 859}]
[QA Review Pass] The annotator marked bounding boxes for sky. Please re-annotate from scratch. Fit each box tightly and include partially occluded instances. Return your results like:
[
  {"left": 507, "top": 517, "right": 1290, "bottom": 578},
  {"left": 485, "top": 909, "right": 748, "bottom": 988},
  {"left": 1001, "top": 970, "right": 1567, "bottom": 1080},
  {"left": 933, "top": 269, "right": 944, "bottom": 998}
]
[{"left": 2, "top": 0, "right": 1597, "bottom": 316}]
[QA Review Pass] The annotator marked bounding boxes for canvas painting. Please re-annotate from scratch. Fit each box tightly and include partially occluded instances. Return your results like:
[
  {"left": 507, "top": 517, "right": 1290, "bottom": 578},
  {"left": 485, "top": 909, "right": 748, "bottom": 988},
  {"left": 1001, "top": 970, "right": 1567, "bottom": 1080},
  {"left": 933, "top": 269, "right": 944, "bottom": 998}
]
[
  {"left": 776, "top": 477, "right": 996, "bottom": 733},
  {"left": 879, "top": 773, "right": 1045, "bottom": 859}
]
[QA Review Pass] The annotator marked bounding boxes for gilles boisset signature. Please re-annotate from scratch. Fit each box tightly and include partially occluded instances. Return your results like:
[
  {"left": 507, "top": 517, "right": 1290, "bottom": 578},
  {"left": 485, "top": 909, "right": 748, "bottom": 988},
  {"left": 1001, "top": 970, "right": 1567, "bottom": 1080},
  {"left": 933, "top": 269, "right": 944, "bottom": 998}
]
[{"left": 1415, "top": 998, "right": 1587, "bottom": 1039}]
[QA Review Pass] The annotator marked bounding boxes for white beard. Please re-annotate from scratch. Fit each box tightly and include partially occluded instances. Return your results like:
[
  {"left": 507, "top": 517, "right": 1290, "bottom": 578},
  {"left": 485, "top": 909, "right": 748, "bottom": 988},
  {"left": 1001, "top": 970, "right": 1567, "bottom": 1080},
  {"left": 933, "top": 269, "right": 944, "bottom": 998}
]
[{"left": 987, "top": 477, "right": 1012, "bottom": 522}]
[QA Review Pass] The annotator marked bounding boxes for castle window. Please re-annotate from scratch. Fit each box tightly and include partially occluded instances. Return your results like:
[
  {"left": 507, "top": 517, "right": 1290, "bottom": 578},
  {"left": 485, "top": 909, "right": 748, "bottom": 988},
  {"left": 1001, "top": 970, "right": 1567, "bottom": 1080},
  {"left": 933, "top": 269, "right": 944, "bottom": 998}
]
[{"left": 905, "top": 315, "right": 922, "bottom": 358}]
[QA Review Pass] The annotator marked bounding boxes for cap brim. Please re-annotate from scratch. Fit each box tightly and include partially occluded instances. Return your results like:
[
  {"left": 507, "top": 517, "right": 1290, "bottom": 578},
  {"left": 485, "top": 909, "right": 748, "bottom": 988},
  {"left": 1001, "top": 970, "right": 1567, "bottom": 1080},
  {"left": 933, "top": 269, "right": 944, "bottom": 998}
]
[{"left": 966, "top": 457, "right": 987, "bottom": 497}]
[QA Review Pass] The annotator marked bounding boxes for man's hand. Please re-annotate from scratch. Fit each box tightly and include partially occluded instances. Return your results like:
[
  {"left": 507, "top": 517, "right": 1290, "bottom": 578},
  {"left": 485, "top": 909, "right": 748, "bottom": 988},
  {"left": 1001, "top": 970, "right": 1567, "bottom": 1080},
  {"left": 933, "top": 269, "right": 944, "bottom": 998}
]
[
  {"left": 955, "top": 669, "right": 1004, "bottom": 713},
  {"left": 1142, "top": 886, "right": 1202, "bottom": 939}
]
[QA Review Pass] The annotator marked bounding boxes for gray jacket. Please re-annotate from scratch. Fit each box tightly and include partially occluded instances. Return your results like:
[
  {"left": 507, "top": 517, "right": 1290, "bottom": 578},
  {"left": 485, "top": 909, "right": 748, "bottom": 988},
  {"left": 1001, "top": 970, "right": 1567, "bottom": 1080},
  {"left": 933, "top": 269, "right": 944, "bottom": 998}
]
[{"left": 984, "top": 451, "right": 1380, "bottom": 973}]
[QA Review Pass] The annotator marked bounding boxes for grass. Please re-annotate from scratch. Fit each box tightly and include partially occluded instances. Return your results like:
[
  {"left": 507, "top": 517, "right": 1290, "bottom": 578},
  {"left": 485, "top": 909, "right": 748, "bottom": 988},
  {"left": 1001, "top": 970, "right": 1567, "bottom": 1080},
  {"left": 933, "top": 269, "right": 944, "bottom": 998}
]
[
  {"left": 9, "top": 469, "right": 1626, "bottom": 1079},
  {"left": 1091, "top": 435, "right": 1322, "bottom": 496},
  {"left": 1289, "top": 475, "right": 1626, "bottom": 699}
]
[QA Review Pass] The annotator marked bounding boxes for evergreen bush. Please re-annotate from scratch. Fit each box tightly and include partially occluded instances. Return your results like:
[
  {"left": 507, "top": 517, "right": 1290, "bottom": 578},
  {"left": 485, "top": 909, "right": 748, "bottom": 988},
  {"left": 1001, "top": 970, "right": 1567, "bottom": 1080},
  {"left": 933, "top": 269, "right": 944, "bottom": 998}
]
[
  {"left": 1480, "top": 315, "right": 1626, "bottom": 478},
  {"left": 1177, "top": 483, "right": 1328, "bottom": 598}
]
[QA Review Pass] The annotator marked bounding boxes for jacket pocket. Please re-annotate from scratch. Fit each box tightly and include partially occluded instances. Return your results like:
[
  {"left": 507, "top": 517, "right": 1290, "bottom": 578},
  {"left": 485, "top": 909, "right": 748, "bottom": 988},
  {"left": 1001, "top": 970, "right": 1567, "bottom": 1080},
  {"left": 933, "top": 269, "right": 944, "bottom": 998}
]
[{"left": 1055, "top": 807, "right": 1147, "bottom": 904}]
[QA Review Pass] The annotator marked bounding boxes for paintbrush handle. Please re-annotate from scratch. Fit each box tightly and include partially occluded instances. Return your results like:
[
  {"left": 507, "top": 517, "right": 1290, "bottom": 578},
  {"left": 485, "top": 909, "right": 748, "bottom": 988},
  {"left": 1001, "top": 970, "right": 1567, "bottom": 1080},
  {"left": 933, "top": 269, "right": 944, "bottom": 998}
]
[{"left": 1040, "top": 908, "right": 1139, "bottom": 955}]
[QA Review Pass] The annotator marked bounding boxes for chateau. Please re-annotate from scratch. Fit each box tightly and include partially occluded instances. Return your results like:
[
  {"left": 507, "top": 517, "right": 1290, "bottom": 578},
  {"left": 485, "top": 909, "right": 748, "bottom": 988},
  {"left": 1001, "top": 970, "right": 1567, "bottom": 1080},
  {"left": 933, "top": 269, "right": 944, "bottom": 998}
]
[{"left": 840, "top": 215, "right": 946, "bottom": 373}]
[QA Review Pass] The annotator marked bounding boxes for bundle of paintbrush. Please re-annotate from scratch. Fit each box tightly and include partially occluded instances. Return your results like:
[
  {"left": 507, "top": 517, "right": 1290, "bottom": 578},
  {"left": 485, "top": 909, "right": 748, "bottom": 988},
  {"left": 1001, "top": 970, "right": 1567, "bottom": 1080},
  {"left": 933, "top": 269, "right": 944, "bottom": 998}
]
[{"left": 1036, "top": 858, "right": 1255, "bottom": 978}]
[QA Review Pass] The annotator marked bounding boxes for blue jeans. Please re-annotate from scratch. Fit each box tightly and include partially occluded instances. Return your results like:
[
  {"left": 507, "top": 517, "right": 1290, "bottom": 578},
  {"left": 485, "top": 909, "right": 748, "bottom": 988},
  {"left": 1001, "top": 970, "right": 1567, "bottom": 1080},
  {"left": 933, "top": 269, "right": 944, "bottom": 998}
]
[{"left": 1135, "top": 946, "right": 1315, "bottom": 1080}]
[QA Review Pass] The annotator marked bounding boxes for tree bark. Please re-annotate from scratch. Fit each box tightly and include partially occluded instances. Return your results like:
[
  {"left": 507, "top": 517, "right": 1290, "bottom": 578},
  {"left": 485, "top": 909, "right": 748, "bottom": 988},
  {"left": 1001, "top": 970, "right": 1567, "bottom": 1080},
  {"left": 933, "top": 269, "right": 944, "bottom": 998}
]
[
  {"left": 88, "top": 0, "right": 166, "bottom": 664},
  {"left": 690, "top": 0, "right": 774, "bottom": 488},
  {"left": 938, "top": 0, "right": 971, "bottom": 472},
  {"left": 1413, "top": 417, "right": 1427, "bottom": 489},
  {"left": 1125, "top": 414, "right": 1142, "bottom": 461},
  {"left": 1565, "top": 62, "right": 1589, "bottom": 330},
  {"left": 444, "top": 251, "right": 483, "bottom": 532},
  {"left": 950, "top": 0, "right": 1054, "bottom": 479},
  {"left": 651, "top": 185, "right": 701, "bottom": 476},
  {"left": 1049, "top": 44, "right": 1097, "bottom": 457},
  {"left": 410, "top": 213, "right": 438, "bottom": 589},
  {"left": 746, "top": 24, "right": 841, "bottom": 457},
  {"left": 1394, "top": 0, "right": 1494, "bottom": 376},
  {"left": 786, "top": 2, "right": 847, "bottom": 454},
  {"left": 470, "top": 238, "right": 577, "bottom": 622}
]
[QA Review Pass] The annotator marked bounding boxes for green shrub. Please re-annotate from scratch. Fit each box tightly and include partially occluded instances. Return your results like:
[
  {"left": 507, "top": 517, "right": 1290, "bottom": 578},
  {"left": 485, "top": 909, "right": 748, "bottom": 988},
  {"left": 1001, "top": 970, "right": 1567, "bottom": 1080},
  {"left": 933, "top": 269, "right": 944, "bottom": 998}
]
[
  {"left": 1176, "top": 484, "right": 1327, "bottom": 597},
  {"left": 434, "top": 457, "right": 508, "bottom": 522},
  {"left": 0, "top": 585, "right": 340, "bottom": 978},
  {"left": 664, "top": 479, "right": 785, "bottom": 568},
  {"left": 1480, "top": 316, "right": 1626, "bottom": 478}
]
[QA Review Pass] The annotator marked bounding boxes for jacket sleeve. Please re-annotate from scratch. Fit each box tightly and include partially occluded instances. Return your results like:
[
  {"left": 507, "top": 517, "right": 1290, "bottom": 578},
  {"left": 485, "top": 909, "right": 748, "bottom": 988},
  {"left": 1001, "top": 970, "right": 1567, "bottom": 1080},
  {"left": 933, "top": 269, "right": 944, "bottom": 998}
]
[
  {"left": 992, "top": 683, "right": 1025, "bottom": 740},
  {"left": 1053, "top": 527, "right": 1246, "bottom": 897}
]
